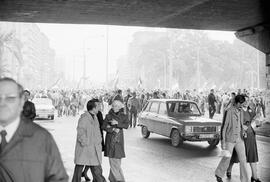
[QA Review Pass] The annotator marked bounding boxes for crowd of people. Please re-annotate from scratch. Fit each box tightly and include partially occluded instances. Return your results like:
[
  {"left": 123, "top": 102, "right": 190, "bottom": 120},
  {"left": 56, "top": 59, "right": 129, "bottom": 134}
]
[
  {"left": 28, "top": 87, "right": 266, "bottom": 123},
  {"left": 0, "top": 76, "right": 267, "bottom": 182}
]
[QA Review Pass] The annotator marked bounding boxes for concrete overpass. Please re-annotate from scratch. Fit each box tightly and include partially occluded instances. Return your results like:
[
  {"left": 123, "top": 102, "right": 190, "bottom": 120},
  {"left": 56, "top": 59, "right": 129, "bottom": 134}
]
[{"left": 0, "top": 0, "right": 270, "bottom": 118}]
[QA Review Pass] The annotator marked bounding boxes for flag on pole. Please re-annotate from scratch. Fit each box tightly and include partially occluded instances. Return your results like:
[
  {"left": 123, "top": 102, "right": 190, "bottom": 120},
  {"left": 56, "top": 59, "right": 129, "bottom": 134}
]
[
  {"left": 138, "top": 77, "right": 142, "bottom": 88},
  {"left": 113, "top": 70, "right": 119, "bottom": 90}
]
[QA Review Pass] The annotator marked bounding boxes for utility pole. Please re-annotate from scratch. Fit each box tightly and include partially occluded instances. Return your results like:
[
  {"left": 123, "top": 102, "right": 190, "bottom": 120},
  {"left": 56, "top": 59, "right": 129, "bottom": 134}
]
[
  {"left": 256, "top": 49, "right": 260, "bottom": 88},
  {"left": 164, "top": 53, "right": 167, "bottom": 89},
  {"left": 72, "top": 55, "right": 75, "bottom": 82},
  {"left": 197, "top": 47, "right": 201, "bottom": 91},
  {"left": 82, "top": 40, "right": 88, "bottom": 89},
  {"left": 106, "top": 25, "right": 109, "bottom": 87}
]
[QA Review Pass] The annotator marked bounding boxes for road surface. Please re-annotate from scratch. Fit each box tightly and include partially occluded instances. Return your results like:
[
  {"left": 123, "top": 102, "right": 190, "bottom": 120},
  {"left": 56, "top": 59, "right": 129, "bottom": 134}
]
[{"left": 36, "top": 115, "right": 270, "bottom": 182}]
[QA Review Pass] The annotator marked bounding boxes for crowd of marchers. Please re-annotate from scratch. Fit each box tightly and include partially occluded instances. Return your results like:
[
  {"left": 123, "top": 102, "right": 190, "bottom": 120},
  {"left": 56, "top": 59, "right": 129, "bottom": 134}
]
[
  {"left": 1, "top": 76, "right": 267, "bottom": 182},
  {"left": 27, "top": 88, "right": 266, "bottom": 120}
]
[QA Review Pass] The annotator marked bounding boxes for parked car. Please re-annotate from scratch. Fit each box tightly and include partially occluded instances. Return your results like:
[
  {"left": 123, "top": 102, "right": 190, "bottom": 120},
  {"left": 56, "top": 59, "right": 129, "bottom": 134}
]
[
  {"left": 138, "top": 99, "right": 221, "bottom": 147},
  {"left": 32, "top": 98, "right": 55, "bottom": 120}
]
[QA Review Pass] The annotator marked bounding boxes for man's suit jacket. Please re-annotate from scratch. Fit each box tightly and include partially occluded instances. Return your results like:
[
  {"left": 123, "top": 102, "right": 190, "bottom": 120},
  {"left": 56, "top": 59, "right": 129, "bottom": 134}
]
[
  {"left": 0, "top": 117, "right": 68, "bottom": 182},
  {"left": 221, "top": 106, "right": 244, "bottom": 144}
]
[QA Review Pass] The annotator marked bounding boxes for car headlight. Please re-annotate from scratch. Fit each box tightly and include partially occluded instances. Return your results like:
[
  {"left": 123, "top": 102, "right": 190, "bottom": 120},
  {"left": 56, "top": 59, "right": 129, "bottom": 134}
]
[
  {"left": 217, "top": 126, "right": 221, "bottom": 132},
  {"left": 185, "top": 126, "right": 193, "bottom": 133}
]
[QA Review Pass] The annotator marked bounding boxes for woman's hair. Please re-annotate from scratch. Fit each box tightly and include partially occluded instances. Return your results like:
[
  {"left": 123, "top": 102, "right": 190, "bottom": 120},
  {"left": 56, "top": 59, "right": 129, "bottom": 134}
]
[
  {"left": 22, "top": 101, "right": 36, "bottom": 120},
  {"left": 112, "top": 100, "right": 124, "bottom": 109}
]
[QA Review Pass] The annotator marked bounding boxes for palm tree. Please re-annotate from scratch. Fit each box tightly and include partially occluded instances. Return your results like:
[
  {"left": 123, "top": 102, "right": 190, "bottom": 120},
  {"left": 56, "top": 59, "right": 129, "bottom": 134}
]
[{"left": 0, "top": 30, "right": 23, "bottom": 79}]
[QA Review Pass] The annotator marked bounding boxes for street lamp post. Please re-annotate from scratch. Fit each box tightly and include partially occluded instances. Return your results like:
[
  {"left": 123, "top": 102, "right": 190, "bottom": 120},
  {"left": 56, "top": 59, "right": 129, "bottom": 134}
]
[
  {"left": 106, "top": 25, "right": 109, "bottom": 87},
  {"left": 256, "top": 49, "right": 260, "bottom": 89},
  {"left": 197, "top": 47, "right": 201, "bottom": 91},
  {"left": 83, "top": 47, "right": 87, "bottom": 89}
]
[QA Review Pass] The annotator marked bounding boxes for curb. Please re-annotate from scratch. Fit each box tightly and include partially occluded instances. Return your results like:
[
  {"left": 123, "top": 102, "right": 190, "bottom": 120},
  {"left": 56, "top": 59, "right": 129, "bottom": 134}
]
[{"left": 256, "top": 135, "right": 270, "bottom": 143}]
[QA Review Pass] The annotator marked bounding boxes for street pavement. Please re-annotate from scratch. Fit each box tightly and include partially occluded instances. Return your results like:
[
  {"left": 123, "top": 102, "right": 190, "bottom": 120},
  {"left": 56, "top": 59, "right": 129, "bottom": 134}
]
[{"left": 35, "top": 115, "right": 270, "bottom": 182}]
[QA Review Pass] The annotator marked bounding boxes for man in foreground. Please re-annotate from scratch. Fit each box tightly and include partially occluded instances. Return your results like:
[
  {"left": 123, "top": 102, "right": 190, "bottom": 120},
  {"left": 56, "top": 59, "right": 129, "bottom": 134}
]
[{"left": 0, "top": 77, "right": 68, "bottom": 182}]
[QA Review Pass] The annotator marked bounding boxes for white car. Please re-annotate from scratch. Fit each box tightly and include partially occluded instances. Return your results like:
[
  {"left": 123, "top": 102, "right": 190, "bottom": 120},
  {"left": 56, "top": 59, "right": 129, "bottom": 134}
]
[{"left": 32, "top": 98, "right": 55, "bottom": 120}]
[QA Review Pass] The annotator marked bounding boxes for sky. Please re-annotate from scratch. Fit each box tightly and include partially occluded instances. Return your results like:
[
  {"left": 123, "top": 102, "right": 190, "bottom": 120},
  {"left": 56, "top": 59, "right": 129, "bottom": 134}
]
[{"left": 37, "top": 23, "right": 235, "bottom": 83}]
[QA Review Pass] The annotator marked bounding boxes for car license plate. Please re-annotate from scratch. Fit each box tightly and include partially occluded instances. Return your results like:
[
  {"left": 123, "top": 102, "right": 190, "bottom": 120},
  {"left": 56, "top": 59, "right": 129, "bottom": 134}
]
[
  {"left": 39, "top": 114, "right": 48, "bottom": 118},
  {"left": 199, "top": 134, "right": 214, "bottom": 138}
]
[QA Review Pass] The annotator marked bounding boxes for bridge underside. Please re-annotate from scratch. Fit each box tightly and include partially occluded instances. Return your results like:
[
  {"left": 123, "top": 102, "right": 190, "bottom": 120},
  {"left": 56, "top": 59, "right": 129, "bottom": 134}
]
[
  {"left": 1, "top": 0, "right": 270, "bottom": 117},
  {"left": 0, "top": 0, "right": 269, "bottom": 63},
  {"left": 0, "top": 0, "right": 267, "bottom": 30}
]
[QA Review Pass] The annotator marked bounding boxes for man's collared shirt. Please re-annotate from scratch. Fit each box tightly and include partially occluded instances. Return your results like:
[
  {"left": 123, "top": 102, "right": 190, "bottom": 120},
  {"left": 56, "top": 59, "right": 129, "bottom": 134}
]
[{"left": 0, "top": 117, "right": 20, "bottom": 143}]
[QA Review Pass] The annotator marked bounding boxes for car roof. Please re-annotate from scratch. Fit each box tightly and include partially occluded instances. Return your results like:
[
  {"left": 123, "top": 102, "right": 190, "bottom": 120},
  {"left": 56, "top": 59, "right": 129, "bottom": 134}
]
[
  {"left": 33, "top": 97, "right": 50, "bottom": 100},
  {"left": 148, "top": 99, "right": 197, "bottom": 104}
]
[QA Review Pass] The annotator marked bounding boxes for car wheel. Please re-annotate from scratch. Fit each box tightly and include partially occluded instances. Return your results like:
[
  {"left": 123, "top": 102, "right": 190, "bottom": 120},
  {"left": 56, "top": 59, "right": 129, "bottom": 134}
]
[
  {"left": 141, "top": 126, "right": 150, "bottom": 138},
  {"left": 208, "top": 139, "right": 219, "bottom": 147},
  {"left": 170, "top": 129, "right": 183, "bottom": 147},
  {"left": 51, "top": 115, "right": 54, "bottom": 120}
]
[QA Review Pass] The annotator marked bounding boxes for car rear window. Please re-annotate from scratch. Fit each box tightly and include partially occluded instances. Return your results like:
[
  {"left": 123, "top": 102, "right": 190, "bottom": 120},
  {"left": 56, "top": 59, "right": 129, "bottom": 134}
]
[
  {"left": 168, "top": 102, "right": 200, "bottom": 115},
  {"left": 158, "top": 103, "right": 167, "bottom": 115},
  {"left": 149, "top": 102, "right": 159, "bottom": 113}
]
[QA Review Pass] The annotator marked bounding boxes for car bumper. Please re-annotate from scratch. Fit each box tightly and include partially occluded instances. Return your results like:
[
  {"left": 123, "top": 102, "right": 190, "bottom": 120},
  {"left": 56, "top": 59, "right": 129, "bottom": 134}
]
[
  {"left": 36, "top": 111, "right": 54, "bottom": 119},
  {"left": 183, "top": 133, "right": 220, "bottom": 141}
]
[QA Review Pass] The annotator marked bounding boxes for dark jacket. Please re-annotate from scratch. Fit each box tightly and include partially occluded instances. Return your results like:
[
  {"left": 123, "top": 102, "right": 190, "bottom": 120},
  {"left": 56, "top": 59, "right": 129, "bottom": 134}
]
[
  {"left": 208, "top": 93, "right": 216, "bottom": 106},
  {"left": 22, "top": 101, "right": 36, "bottom": 120},
  {"left": 0, "top": 117, "right": 68, "bottom": 182},
  {"left": 102, "top": 109, "right": 129, "bottom": 159},
  {"left": 97, "top": 111, "right": 105, "bottom": 151}
]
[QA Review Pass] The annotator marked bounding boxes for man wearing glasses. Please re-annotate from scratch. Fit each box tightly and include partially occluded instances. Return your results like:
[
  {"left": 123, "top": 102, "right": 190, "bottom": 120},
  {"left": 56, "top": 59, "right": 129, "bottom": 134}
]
[
  {"left": 215, "top": 95, "right": 249, "bottom": 182},
  {"left": 0, "top": 77, "right": 68, "bottom": 182}
]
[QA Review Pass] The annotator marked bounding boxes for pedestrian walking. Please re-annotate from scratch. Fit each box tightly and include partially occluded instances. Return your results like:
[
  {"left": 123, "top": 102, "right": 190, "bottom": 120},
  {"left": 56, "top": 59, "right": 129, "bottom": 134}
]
[
  {"left": 215, "top": 95, "right": 249, "bottom": 182},
  {"left": 124, "top": 89, "right": 132, "bottom": 122},
  {"left": 22, "top": 100, "right": 36, "bottom": 121},
  {"left": 22, "top": 90, "right": 36, "bottom": 121},
  {"left": 0, "top": 77, "right": 68, "bottom": 182},
  {"left": 127, "top": 92, "right": 141, "bottom": 128},
  {"left": 226, "top": 95, "right": 262, "bottom": 182},
  {"left": 72, "top": 99, "right": 106, "bottom": 182},
  {"left": 208, "top": 89, "right": 217, "bottom": 119},
  {"left": 81, "top": 98, "right": 106, "bottom": 181},
  {"left": 102, "top": 100, "right": 129, "bottom": 182}
]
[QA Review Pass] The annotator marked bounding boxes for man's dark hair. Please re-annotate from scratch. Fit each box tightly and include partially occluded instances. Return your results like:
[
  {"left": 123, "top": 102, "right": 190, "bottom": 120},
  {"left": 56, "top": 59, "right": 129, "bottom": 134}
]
[
  {"left": 86, "top": 100, "right": 96, "bottom": 111},
  {"left": 117, "top": 89, "right": 122, "bottom": 94},
  {"left": 231, "top": 92, "right": 236, "bottom": 96},
  {"left": 235, "top": 95, "right": 246, "bottom": 104},
  {"left": 0, "top": 77, "right": 24, "bottom": 97},
  {"left": 92, "top": 98, "right": 100, "bottom": 103},
  {"left": 23, "top": 90, "right": 31, "bottom": 95}
]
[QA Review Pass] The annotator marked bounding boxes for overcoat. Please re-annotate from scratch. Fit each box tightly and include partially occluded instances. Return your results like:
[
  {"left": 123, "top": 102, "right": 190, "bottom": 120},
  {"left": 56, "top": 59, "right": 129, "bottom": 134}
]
[
  {"left": 102, "top": 109, "right": 129, "bottom": 159},
  {"left": 74, "top": 111, "right": 102, "bottom": 165},
  {"left": 0, "top": 117, "right": 68, "bottom": 182}
]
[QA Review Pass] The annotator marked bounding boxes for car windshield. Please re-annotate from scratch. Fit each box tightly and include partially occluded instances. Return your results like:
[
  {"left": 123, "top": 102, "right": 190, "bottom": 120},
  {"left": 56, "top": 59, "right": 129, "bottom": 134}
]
[
  {"left": 168, "top": 102, "right": 200, "bottom": 116},
  {"left": 33, "top": 98, "right": 52, "bottom": 105}
]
